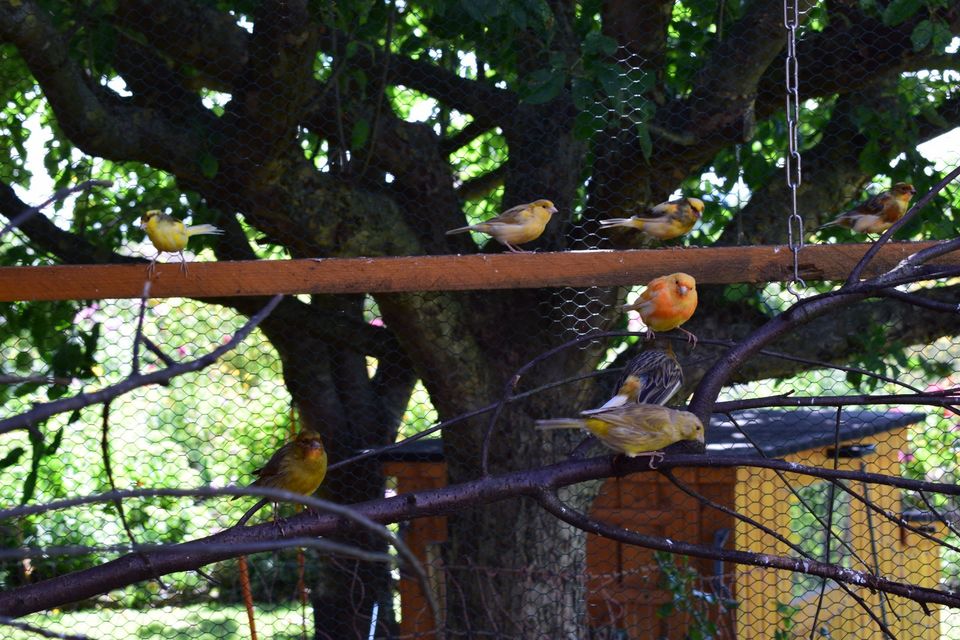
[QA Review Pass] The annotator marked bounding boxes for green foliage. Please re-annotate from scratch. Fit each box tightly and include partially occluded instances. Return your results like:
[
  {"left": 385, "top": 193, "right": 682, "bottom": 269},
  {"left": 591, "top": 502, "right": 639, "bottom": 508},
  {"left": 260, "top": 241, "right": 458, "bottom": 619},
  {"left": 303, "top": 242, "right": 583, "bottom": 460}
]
[
  {"left": 654, "top": 551, "right": 737, "bottom": 639},
  {"left": 774, "top": 601, "right": 800, "bottom": 640},
  {"left": 789, "top": 483, "right": 852, "bottom": 598}
]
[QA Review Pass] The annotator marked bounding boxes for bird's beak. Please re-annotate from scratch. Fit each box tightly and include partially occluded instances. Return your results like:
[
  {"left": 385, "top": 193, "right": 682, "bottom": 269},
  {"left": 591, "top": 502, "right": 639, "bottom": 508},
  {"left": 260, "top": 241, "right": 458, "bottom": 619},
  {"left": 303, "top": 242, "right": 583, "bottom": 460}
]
[{"left": 678, "top": 285, "right": 689, "bottom": 296}]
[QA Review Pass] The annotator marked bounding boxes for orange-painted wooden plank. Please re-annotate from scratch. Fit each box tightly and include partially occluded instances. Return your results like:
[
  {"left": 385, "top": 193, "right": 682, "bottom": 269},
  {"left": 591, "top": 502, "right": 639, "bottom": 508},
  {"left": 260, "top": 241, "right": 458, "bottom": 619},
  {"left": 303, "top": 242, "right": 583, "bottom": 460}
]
[{"left": 0, "top": 242, "right": 949, "bottom": 301}]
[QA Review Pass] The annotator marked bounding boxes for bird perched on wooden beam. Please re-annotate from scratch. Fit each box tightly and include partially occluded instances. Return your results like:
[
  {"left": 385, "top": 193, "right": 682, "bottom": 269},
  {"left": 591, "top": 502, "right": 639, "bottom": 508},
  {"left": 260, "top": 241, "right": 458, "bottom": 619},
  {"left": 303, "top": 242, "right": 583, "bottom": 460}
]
[
  {"left": 140, "top": 209, "right": 223, "bottom": 276},
  {"left": 446, "top": 199, "right": 557, "bottom": 253},
  {"left": 599, "top": 197, "right": 703, "bottom": 241}
]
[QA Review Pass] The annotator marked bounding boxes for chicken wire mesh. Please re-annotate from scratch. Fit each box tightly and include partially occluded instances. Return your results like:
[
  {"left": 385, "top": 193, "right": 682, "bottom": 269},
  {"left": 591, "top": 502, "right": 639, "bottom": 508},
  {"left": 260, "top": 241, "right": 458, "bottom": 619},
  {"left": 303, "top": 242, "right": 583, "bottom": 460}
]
[{"left": 0, "top": 0, "right": 959, "bottom": 639}]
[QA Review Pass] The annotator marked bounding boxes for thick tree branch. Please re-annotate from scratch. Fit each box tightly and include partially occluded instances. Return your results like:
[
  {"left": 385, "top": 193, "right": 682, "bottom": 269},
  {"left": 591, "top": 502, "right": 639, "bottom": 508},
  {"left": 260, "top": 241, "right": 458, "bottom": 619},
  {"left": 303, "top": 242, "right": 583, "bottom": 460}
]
[
  {"left": 4, "top": 454, "right": 960, "bottom": 616},
  {"left": 0, "top": 0, "right": 206, "bottom": 175},
  {"left": 113, "top": 0, "right": 249, "bottom": 90}
]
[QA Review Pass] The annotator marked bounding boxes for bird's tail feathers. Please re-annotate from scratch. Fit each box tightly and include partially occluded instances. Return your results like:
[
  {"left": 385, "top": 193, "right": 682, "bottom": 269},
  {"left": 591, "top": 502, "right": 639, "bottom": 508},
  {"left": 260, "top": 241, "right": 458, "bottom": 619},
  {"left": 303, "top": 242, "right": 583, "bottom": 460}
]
[
  {"left": 186, "top": 224, "right": 224, "bottom": 237},
  {"left": 535, "top": 418, "right": 586, "bottom": 431},
  {"left": 598, "top": 218, "right": 636, "bottom": 229},
  {"left": 445, "top": 225, "right": 476, "bottom": 235},
  {"left": 581, "top": 395, "right": 627, "bottom": 415}
]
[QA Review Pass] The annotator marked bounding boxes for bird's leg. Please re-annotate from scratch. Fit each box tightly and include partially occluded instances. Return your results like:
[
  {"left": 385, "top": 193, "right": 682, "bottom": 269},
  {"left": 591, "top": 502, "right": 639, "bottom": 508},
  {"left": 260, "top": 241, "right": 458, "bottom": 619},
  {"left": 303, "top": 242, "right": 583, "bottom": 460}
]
[
  {"left": 645, "top": 329, "right": 657, "bottom": 341},
  {"left": 646, "top": 452, "right": 665, "bottom": 469},
  {"left": 178, "top": 251, "right": 188, "bottom": 276},
  {"left": 146, "top": 254, "right": 159, "bottom": 279},
  {"left": 505, "top": 243, "right": 526, "bottom": 253},
  {"left": 679, "top": 327, "right": 698, "bottom": 349},
  {"left": 271, "top": 502, "right": 287, "bottom": 536}
]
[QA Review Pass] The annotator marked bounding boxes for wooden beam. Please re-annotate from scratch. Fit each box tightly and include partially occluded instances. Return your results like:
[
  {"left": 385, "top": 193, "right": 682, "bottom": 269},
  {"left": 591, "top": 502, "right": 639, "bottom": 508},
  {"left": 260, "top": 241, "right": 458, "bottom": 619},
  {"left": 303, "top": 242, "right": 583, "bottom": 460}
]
[{"left": 0, "top": 242, "right": 951, "bottom": 301}]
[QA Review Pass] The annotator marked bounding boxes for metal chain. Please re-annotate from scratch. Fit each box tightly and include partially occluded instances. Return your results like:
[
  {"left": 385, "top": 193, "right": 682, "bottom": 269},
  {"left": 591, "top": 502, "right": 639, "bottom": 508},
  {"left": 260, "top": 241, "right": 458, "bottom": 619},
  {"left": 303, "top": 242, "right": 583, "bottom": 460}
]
[{"left": 784, "top": 0, "right": 806, "bottom": 295}]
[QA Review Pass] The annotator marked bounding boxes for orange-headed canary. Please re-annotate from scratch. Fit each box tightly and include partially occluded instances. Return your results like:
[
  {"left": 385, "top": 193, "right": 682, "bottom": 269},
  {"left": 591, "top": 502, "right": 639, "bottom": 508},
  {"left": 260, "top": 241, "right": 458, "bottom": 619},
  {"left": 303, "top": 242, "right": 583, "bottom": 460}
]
[
  {"left": 247, "top": 430, "right": 328, "bottom": 498},
  {"left": 584, "top": 349, "right": 683, "bottom": 415},
  {"left": 140, "top": 209, "right": 223, "bottom": 275},
  {"left": 623, "top": 273, "right": 699, "bottom": 345},
  {"left": 599, "top": 197, "right": 704, "bottom": 240},
  {"left": 536, "top": 403, "right": 704, "bottom": 457},
  {"left": 446, "top": 199, "right": 557, "bottom": 252},
  {"left": 820, "top": 182, "right": 916, "bottom": 234}
]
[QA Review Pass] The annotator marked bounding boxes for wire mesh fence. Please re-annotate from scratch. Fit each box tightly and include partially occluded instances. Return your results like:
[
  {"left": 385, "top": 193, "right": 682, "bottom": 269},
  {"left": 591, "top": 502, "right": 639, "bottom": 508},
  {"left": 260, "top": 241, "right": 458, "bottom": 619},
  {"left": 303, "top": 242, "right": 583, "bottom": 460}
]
[{"left": 1, "top": 0, "right": 959, "bottom": 638}]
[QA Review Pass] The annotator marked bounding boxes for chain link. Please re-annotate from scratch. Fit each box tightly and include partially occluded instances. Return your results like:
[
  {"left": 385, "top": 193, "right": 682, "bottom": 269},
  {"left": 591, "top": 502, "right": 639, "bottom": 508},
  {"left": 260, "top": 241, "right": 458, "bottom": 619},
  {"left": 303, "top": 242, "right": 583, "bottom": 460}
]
[{"left": 784, "top": 0, "right": 806, "bottom": 295}]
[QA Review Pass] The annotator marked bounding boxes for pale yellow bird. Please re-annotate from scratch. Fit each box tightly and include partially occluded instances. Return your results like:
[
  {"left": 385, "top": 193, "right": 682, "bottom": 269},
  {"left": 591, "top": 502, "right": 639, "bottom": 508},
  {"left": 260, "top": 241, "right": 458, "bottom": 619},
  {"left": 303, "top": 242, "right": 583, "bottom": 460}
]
[
  {"left": 536, "top": 403, "right": 704, "bottom": 458},
  {"left": 820, "top": 183, "right": 916, "bottom": 234},
  {"left": 446, "top": 199, "right": 557, "bottom": 252},
  {"left": 599, "top": 197, "right": 704, "bottom": 240},
  {"left": 140, "top": 209, "right": 223, "bottom": 276}
]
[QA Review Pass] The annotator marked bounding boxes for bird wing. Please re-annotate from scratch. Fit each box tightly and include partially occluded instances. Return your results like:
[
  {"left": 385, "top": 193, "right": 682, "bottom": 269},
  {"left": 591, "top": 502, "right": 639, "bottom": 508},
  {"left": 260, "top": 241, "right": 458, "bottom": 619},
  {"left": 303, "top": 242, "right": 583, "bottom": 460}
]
[
  {"left": 647, "top": 201, "right": 680, "bottom": 218},
  {"left": 252, "top": 441, "right": 294, "bottom": 483},
  {"left": 617, "top": 351, "right": 683, "bottom": 406},
  {"left": 491, "top": 203, "right": 533, "bottom": 225},
  {"left": 853, "top": 191, "right": 892, "bottom": 216}
]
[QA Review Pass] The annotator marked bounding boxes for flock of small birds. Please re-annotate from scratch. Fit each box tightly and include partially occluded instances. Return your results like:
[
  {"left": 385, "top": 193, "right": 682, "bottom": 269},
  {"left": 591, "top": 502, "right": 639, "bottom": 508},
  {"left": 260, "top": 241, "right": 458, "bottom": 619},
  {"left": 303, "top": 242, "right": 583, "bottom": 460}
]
[{"left": 135, "top": 183, "right": 917, "bottom": 497}]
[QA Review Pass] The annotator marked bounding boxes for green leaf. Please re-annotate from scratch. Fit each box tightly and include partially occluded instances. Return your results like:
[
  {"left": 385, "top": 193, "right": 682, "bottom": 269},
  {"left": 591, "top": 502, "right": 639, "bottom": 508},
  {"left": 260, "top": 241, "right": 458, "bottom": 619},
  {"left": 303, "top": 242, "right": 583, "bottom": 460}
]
[
  {"left": 931, "top": 21, "right": 954, "bottom": 51},
  {"left": 882, "top": 0, "right": 921, "bottom": 25},
  {"left": 0, "top": 446, "right": 25, "bottom": 469},
  {"left": 571, "top": 77, "right": 595, "bottom": 111},
  {"left": 45, "top": 428, "right": 64, "bottom": 456},
  {"left": 583, "top": 32, "right": 617, "bottom": 56},
  {"left": 911, "top": 20, "right": 933, "bottom": 50},
  {"left": 636, "top": 122, "right": 653, "bottom": 161},
  {"left": 523, "top": 68, "right": 565, "bottom": 105},
  {"left": 462, "top": 0, "right": 500, "bottom": 23},
  {"left": 20, "top": 429, "right": 45, "bottom": 505},
  {"left": 351, "top": 118, "right": 371, "bottom": 149},
  {"left": 199, "top": 153, "right": 219, "bottom": 179}
]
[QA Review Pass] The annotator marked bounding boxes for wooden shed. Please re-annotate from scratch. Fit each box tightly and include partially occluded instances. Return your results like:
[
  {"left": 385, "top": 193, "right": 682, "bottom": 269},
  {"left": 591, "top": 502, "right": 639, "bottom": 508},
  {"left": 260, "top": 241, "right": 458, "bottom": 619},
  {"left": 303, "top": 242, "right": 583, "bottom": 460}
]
[{"left": 381, "top": 408, "right": 937, "bottom": 638}]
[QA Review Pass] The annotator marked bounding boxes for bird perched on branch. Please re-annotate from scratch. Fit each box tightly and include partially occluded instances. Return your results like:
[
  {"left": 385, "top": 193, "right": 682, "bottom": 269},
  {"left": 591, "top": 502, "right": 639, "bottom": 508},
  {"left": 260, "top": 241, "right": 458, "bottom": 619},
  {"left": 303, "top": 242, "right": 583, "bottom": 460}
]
[
  {"left": 536, "top": 403, "right": 704, "bottom": 459},
  {"left": 583, "top": 349, "right": 683, "bottom": 415},
  {"left": 246, "top": 430, "right": 328, "bottom": 498},
  {"left": 446, "top": 199, "right": 557, "bottom": 252},
  {"left": 140, "top": 209, "right": 223, "bottom": 276},
  {"left": 819, "top": 182, "right": 916, "bottom": 234},
  {"left": 599, "top": 197, "right": 704, "bottom": 241},
  {"left": 623, "top": 273, "right": 699, "bottom": 345}
]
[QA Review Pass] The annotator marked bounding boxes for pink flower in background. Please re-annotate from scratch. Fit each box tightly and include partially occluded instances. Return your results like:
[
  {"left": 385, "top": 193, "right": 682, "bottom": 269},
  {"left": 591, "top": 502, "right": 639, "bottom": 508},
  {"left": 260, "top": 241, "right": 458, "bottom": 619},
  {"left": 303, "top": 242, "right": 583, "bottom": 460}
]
[
  {"left": 222, "top": 335, "right": 232, "bottom": 345},
  {"left": 73, "top": 304, "right": 99, "bottom": 323},
  {"left": 898, "top": 450, "right": 914, "bottom": 463},
  {"left": 626, "top": 312, "right": 645, "bottom": 333},
  {"left": 370, "top": 318, "right": 385, "bottom": 327},
  {"left": 177, "top": 346, "right": 188, "bottom": 357}
]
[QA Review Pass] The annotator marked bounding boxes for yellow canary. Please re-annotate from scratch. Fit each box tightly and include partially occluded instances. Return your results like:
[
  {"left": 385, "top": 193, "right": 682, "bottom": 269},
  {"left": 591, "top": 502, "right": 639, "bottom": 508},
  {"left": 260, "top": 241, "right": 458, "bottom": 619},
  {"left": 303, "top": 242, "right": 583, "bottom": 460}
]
[
  {"left": 599, "top": 197, "right": 704, "bottom": 240},
  {"left": 536, "top": 403, "right": 704, "bottom": 457},
  {"left": 140, "top": 209, "right": 223, "bottom": 275},
  {"left": 584, "top": 349, "right": 683, "bottom": 415},
  {"left": 820, "top": 182, "right": 916, "bottom": 234},
  {"left": 247, "top": 430, "right": 328, "bottom": 497},
  {"left": 446, "top": 199, "right": 557, "bottom": 252},
  {"left": 622, "top": 273, "right": 699, "bottom": 345}
]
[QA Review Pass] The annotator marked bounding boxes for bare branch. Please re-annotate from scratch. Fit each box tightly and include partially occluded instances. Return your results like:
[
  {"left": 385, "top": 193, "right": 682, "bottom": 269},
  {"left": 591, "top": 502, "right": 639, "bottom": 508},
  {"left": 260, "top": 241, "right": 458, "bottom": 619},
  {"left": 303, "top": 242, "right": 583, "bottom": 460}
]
[
  {"left": 5, "top": 454, "right": 960, "bottom": 615},
  {"left": 0, "top": 295, "right": 283, "bottom": 435},
  {"left": 0, "top": 180, "right": 113, "bottom": 241}
]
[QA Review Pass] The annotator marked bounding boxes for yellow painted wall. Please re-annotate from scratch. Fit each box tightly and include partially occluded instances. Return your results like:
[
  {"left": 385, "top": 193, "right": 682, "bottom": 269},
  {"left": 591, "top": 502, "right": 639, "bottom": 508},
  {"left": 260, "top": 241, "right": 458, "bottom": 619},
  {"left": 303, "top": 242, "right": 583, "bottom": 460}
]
[{"left": 735, "top": 430, "right": 943, "bottom": 639}]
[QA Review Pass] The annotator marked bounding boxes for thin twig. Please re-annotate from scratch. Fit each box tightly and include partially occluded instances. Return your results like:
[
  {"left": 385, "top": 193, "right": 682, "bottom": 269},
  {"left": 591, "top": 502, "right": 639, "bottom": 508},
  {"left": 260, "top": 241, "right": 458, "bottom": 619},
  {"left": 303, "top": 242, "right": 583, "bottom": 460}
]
[
  {"left": 130, "top": 280, "right": 152, "bottom": 376},
  {"left": 0, "top": 295, "right": 283, "bottom": 435},
  {"left": 0, "top": 179, "right": 114, "bottom": 240},
  {"left": 0, "top": 616, "right": 92, "bottom": 640}
]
